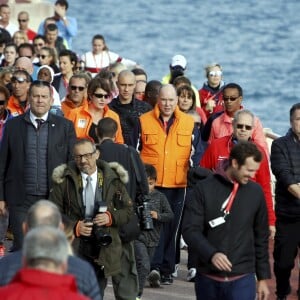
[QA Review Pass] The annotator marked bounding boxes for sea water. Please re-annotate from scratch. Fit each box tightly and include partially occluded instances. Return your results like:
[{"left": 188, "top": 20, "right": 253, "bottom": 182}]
[{"left": 58, "top": 0, "right": 300, "bottom": 135}]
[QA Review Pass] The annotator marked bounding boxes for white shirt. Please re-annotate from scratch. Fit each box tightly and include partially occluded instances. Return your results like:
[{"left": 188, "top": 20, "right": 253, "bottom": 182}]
[{"left": 30, "top": 111, "right": 49, "bottom": 129}]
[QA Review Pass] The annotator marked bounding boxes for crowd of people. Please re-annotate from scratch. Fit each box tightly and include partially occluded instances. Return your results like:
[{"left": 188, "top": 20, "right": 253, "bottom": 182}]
[{"left": 0, "top": 1, "right": 299, "bottom": 300}]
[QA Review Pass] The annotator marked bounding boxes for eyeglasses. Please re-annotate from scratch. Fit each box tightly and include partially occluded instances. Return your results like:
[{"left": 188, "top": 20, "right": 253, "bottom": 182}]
[
  {"left": 208, "top": 70, "right": 222, "bottom": 77},
  {"left": 74, "top": 150, "right": 96, "bottom": 161},
  {"left": 18, "top": 19, "right": 28, "bottom": 23},
  {"left": 93, "top": 93, "right": 109, "bottom": 99},
  {"left": 37, "top": 54, "right": 48, "bottom": 59},
  {"left": 11, "top": 76, "right": 27, "bottom": 84},
  {"left": 223, "top": 96, "right": 240, "bottom": 102},
  {"left": 236, "top": 124, "right": 252, "bottom": 130},
  {"left": 70, "top": 85, "right": 85, "bottom": 92}
]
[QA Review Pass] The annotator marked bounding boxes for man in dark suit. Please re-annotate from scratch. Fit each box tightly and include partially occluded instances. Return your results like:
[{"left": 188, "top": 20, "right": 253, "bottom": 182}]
[{"left": 0, "top": 80, "right": 76, "bottom": 251}]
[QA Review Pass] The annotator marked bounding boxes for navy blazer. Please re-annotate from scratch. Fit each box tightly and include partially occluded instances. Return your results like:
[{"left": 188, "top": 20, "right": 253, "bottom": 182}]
[{"left": 0, "top": 111, "right": 76, "bottom": 206}]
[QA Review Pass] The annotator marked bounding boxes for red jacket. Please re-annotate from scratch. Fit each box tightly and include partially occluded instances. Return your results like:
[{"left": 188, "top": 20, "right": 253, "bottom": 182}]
[
  {"left": 0, "top": 268, "right": 89, "bottom": 300},
  {"left": 199, "top": 83, "right": 224, "bottom": 118},
  {"left": 200, "top": 135, "right": 275, "bottom": 226}
]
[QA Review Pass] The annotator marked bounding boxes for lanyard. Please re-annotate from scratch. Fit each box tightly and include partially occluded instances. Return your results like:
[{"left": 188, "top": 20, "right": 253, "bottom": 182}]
[{"left": 223, "top": 181, "right": 239, "bottom": 218}]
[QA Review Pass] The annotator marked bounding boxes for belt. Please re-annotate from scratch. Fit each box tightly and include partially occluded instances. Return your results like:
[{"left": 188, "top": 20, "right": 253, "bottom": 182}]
[{"left": 202, "top": 273, "right": 247, "bottom": 282}]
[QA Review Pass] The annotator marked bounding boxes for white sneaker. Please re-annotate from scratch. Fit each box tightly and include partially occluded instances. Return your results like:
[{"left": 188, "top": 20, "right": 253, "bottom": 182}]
[
  {"left": 180, "top": 236, "right": 188, "bottom": 250},
  {"left": 172, "top": 264, "right": 179, "bottom": 278},
  {"left": 187, "top": 268, "right": 196, "bottom": 282}
]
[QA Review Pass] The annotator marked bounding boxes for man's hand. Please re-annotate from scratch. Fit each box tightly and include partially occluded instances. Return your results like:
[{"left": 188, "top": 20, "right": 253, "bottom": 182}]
[
  {"left": 257, "top": 280, "right": 270, "bottom": 300},
  {"left": 0, "top": 201, "right": 6, "bottom": 215},
  {"left": 78, "top": 220, "right": 93, "bottom": 236},
  {"left": 269, "top": 225, "right": 276, "bottom": 240},
  {"left": 211, "top": 252, "right": 232, "bottom": 272},
  {"left": 93, "top": 213, "right": 110, "bottom": 226},
  {"left": 150, "top": 210, "right": 158, "bottom": 219},
  {"left": 54, "top": 4, "right": 66, "bottom": 19}
]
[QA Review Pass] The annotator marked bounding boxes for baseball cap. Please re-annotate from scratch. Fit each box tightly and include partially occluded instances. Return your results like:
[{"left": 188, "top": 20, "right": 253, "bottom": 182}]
[{"left": 171, "top": 54, "right": 187, "bottom": 69}]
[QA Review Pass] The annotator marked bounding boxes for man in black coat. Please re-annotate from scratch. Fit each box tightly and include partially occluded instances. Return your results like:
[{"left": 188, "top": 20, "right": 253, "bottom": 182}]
[
  {"left": 0, "top": 80, "right": 76, "bottom": 251},
  {"left": 96, "top": 117, "right": 149, "bottom": 300},
  {"left": 271, "top": 103, "right": 300, "bottom": 300}
]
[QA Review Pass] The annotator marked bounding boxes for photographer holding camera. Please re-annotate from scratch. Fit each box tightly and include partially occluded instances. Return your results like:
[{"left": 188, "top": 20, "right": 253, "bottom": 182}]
[
  {"left": 96, "top": 117, "right": 150, "bottom": 299},
  {"left": 49, "top": 138, "right": 133, "bottom": 300}
]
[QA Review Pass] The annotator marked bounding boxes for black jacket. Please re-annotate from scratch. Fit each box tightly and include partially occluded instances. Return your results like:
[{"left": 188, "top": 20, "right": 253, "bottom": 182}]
[
  {"left": 182, "top": 173, "right": 270, "bottom": 280},
  {"left": 271, "top": 128, "right": 300, "bottom": 220},
  {"left": 108, "top": 97, "right": 152, "bottom": 147},
  {"left": 0, "top": 112, "right": 76, "bottom": 206},
  {"left": 98, "top": 139, "right": 149, "bottom": 201}
]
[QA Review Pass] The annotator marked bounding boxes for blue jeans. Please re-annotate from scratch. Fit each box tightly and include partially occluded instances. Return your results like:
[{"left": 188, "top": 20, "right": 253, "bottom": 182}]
[{"left": 195, "top": 273, "right": 256, "bottom": 300}]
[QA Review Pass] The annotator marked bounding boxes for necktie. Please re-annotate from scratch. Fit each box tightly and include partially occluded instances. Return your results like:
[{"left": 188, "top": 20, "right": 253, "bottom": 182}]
[
  {"left": 35, "top": 118, "right": 44, "bottom": 130},
  {"left": 85, "top": 176, "right": 94, "bottom": 218}
]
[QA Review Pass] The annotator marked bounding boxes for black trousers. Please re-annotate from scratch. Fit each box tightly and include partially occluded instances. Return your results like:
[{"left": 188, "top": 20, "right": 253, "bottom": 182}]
[{"left": 273, "top": 219, "right": 300, "bottom": 297}]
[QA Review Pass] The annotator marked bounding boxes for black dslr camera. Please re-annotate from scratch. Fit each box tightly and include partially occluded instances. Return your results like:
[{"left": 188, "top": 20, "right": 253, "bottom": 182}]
[
  {"left": 85, "top": 202, "right": 112, "bottom": 247},
  {"left": 136, "top": 194, "right": 154, "bottom": 230}
]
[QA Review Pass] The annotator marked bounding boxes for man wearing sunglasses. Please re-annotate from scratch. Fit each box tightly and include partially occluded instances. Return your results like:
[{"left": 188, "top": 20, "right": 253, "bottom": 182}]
[
  {"left": 0, "top": 80, "right": 76, "bottom": 252},
  {"left": 61, "top": 73, "right": 89, "bottom": 118},
  {"left": 206, "top": 83, "right": 269, "bottom": 157},
  {"left": 6, "top": 70, "right": 32, "bottom": 117},
  {"left": 201, "top": 109, "right": 275, "bottom": 238},
  {"left": 17, "top": 11, "right": 36, "bottom": 43}
]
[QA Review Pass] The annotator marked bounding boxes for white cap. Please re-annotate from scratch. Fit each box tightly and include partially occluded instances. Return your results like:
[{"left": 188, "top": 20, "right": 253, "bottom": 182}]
[{"left": 171, "top": 54, "right": 187, "bottom": 69}]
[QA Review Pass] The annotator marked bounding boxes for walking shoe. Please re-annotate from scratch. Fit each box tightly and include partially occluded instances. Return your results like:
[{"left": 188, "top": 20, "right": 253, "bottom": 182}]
[
  {"left": 172, "top": 264, "right": 179, "bottom": 278},
  {"left": 187, "top": 268, "right": 196, "bottom": 282},
  {"left": 180, "top": 236, "right": 188, "bottom": 250},
  {"left": 0, "top": 245, "right": 5, "bottom": 258},
  {"left": 148, "top": 270, "right": 161, "bottom": 288},
  {"left": 161, "top": 274, "right": 173, "bottom": 285}
]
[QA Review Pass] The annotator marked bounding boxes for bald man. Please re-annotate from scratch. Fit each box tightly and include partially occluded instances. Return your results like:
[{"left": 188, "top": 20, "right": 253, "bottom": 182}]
[{"left": 109, "top": 70, "right": 152, "bottom": 147}]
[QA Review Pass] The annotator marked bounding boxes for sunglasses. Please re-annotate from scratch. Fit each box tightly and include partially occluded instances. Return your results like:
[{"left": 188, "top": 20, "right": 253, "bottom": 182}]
[
  {"left": 11, "top": 76, "right": 27, "bottom": 84},
  {"left": 34, "top": 43, "right": 44, "bottom": 47},
  {"left": 94, "top": 93, "right": 109, "bottom": 99},
  {"left": 208, "top": 70, "right": 222, "bottom": 77},
  {"left": 18, "top": 19, "right": 28, "bottom": 23},
  {"left": 223, "top": 96, "right": 240, "bottom": 102},
  {"left": 236, "top": 124, "right": 252, "bottom": 130},
  {"left": 70, "top": 85, "right": 85, "bottom": 92},
  {"left": 37, "top": 54, "right": 48, "bottom": 59},
  {"left": 0, "top": 100, "right": 6, "bottom": 105}
]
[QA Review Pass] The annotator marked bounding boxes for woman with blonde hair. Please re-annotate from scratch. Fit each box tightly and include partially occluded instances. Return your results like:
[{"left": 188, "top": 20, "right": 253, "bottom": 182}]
[
  {"left": 67, "top": 77, "right": 124, "bottom": 143},
  {"left": 199, "top": 63, "right": 225, "bottom": 117},
  {"left": 12, "top": 31, "right": 28, "bottom": 47}
]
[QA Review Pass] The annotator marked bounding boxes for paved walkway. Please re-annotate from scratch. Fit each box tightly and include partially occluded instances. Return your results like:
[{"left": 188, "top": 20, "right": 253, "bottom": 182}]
[{"left": 3, "top": 240, "right": 300, "bottom": 299}]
